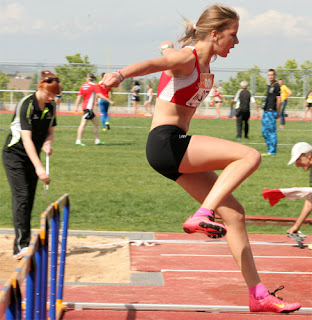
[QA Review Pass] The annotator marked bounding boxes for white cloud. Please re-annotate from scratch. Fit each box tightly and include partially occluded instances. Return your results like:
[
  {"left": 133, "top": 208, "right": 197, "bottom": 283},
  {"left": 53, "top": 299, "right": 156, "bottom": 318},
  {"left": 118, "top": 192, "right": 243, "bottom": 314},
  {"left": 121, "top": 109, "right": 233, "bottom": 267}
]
[
  {"left": 0, "top": 3, "right": 45, "bottom": 34},
  {"left": 235, "top": 7, "right": 311, "bottom": 40}
]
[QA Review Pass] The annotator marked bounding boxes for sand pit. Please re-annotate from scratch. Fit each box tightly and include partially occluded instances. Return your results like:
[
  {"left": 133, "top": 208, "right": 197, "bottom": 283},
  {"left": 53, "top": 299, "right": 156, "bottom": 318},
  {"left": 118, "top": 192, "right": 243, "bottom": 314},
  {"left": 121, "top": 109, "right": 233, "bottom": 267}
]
[{"left": 0, "top": 234, "right": 131, "bottom": 284}]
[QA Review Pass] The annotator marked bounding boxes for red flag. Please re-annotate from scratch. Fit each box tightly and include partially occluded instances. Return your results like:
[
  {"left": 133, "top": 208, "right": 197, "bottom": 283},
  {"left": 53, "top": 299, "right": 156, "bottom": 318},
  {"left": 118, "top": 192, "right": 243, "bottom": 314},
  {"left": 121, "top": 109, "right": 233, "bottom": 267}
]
[
  {"left": 262, "top": 189, "right": 286, "bottom": 206},
  {"left": 263, "top": 187, "right": 312, "bottom": 206}
]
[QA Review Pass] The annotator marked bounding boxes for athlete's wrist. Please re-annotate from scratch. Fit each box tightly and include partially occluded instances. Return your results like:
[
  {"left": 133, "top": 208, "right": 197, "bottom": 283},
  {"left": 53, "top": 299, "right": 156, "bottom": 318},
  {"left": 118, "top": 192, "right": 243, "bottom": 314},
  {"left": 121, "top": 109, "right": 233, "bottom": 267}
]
[
  {"left": 114, "top": 70, "right": 124, "bottom": 82},
  {"left": 160, "top": 44, "right": 173, "bottom": 56}
]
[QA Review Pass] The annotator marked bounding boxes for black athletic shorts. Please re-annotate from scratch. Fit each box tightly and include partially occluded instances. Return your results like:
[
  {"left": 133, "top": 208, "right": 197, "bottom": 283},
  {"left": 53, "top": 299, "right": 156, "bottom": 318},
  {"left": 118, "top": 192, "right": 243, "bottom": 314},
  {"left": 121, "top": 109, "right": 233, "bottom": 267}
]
[
  {"left": 146, "top": 125, "right": 191, "bottom": 181},
  {"left": 131, "top": 95, "right": 140, "bottom": 102},
  {"left": 83, "top": 109, "right": 95, "bottom": 120}
]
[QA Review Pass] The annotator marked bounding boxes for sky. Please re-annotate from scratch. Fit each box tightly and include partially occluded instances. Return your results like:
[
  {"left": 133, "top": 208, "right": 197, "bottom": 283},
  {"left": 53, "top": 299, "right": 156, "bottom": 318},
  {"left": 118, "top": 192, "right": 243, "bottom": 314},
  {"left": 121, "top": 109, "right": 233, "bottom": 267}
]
[{"left": 0, "top": 0, "right": 311, "bottom": 80}]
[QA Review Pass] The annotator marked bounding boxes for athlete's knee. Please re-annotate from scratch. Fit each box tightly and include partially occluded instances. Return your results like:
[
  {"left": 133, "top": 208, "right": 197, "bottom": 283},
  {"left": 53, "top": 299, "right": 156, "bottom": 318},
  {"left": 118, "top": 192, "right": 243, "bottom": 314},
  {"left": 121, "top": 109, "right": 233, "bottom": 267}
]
[{"left": 246, "top": 148, "right": 261, "bottom": 171}]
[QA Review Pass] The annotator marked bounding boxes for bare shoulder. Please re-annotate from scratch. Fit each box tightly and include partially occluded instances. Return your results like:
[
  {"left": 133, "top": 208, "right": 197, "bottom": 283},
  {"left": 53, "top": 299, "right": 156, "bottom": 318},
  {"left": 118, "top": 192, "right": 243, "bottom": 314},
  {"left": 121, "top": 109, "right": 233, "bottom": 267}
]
[
  {"left": 165, "top": 47, "right": 196, "bottom": 76},
  {"left": 177, "top": 46, "right": 196, "bottom": 62}
]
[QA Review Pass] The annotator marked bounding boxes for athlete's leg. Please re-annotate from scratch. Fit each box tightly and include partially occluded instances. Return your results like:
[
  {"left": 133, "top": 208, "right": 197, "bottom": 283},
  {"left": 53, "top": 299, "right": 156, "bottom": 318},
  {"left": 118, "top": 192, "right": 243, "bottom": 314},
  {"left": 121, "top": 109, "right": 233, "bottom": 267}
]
[
  {"left": 91, "top": 116, "right": 99, "bottom": 140},
  {"left": 177, "top": 171, "right": 260, "bottom": 287},
  {"left": 215, "top": 102, "right": 221, "bottom": 118},
  {"left": 99, "top": 99, "right": 106, "bottom": 128},
  {"left": 76, "top": 118, "right": 88, "bottom": 141},
  {"left": 178, "top": 135, "right": 261, "bottom": 211},
  {"left": 133, "top": 100, "right": 139, "bottom": 116},
  {"left": 103, "top": 101, "right": 110, "bottom": 124},
  {"left": 147, "top": 101, "right": 152, "bottom": 114},
  {"left": 144, "top": 100, "right": 149, "bottom": 113},
  {"left": 308, "top": 106, "right": 312, "bottom": 120},
  {"left": 177, "top": 170, "right": 301, "bottom": 312}
]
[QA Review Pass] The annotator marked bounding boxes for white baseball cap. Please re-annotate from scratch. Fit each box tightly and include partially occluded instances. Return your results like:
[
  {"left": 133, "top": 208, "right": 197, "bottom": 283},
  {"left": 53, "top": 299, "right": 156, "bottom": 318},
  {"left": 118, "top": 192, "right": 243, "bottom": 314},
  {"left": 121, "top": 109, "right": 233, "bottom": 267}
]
[{"left": 288, "top": 142, "right": 312, "bottom": 165}]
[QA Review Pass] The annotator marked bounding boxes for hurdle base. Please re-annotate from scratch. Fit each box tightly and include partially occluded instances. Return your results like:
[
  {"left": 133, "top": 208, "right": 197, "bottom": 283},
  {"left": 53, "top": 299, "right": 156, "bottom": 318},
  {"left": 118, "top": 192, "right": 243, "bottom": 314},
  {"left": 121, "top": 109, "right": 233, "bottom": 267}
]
[{"left": 63, "top": 302, "right": 312, "bottom": 314}]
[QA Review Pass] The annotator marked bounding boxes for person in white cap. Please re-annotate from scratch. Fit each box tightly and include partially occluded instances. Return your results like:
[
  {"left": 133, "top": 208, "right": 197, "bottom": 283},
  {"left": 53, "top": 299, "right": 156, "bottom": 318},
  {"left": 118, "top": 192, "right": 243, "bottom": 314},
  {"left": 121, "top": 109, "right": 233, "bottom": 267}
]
[{"left": 287, "top": 142, "right": 312, "bottom": 249}]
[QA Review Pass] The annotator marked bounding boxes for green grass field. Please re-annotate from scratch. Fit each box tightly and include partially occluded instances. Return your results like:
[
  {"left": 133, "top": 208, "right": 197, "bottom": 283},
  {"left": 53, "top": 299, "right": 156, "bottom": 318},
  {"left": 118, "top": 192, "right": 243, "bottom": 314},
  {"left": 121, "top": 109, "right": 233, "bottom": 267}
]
[{"left": 0, "top": 113, "right": 311, "bottom": 235}]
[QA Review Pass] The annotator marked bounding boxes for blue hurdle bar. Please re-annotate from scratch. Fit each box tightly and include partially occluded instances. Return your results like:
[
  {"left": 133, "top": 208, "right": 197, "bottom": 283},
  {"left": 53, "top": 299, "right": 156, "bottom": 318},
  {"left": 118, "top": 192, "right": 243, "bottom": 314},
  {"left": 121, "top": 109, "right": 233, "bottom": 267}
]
[
  {"left": 56, "top": 196, "right": 70, "bottom": 317},
  {"left": 0, "top": 194, "right": 70, "bottom": 320}
]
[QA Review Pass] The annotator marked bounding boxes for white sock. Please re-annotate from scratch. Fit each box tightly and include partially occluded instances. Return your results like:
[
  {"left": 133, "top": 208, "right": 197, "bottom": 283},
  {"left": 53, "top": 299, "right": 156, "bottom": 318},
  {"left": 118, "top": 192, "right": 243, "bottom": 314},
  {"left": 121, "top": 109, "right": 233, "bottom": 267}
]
[
  {"left": 95, "top": 139, "right": 101, "bottom": 144},
  {"left": 76, "top": 140, "right": 81, "bottom": 144}
]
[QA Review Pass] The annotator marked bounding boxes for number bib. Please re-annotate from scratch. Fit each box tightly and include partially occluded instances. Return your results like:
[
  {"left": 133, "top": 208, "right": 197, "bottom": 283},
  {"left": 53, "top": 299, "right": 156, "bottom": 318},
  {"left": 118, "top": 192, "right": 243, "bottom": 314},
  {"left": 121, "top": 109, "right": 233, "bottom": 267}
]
[{"left": 186, "top": 73, "right": 214, "bottom": 108}]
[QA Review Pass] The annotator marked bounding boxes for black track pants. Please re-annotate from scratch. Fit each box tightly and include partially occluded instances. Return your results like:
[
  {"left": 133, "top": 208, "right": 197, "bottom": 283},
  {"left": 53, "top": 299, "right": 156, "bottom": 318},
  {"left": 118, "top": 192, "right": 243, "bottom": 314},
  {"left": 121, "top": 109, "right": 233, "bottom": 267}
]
[{"left": 2, "top": 150, "right": 38, "bottom": 254}]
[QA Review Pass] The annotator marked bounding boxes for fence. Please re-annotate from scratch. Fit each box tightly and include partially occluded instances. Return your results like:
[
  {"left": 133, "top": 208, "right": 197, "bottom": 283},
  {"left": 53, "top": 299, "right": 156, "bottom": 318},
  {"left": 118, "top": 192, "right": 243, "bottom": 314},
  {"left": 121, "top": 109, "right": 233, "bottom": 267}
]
[
  {"left": 0, "top": 194, "right": 70, "bottom": 320},
  {"left": 0, "top": 89, "right": 308, "bottom": 118}
]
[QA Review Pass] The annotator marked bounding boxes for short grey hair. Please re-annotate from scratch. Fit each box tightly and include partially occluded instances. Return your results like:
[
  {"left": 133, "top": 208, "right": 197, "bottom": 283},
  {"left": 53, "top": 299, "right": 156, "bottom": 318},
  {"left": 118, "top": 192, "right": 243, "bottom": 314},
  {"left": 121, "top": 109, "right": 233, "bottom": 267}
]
[{"left": 240, "top": 80, "right": 248, "bottom": 88}]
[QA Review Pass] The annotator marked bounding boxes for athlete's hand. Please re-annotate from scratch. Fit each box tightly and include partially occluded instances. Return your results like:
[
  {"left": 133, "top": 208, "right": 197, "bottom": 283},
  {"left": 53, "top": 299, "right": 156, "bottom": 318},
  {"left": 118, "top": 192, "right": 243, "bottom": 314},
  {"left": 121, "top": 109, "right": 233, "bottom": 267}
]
[
  {"left": 287, "top": 226, "right": 300, "bottom": 234},
  {"left": 158, "top": 41, "right": 174, "bottom": 56},
  {"left": 103, "top": 73, "right": 122, "bottom": 88}
]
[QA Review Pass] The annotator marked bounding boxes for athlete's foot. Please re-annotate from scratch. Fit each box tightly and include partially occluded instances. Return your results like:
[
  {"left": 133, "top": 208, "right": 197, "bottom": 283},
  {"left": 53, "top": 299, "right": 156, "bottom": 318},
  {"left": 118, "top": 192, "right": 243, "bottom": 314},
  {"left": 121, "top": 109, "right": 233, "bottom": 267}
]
[
  {"left": 261, "top": 152, "right": 274, "bottom": 156},
  {"left": 249, "top": 286, "right": 301, "bottom": 313},
  {"left": 75, "top": 142, "right": 86, "bottom": 146},
  {"left": 183, "top": 215, "right": 227, "bottom": 239},
  {"left": 105, "top": 122, "right": 110, "bottom": 130},
  {"left": 95, "top": 141, "right": 106, "bottom": 145}
]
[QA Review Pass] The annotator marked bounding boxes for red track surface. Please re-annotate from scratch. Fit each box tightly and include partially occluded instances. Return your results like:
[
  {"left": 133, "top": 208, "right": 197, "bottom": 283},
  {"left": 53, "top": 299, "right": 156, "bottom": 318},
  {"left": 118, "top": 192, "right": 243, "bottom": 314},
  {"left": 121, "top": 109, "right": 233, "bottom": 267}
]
[{"left": 62, "top": 233, "right": 312, "bottom": 320}]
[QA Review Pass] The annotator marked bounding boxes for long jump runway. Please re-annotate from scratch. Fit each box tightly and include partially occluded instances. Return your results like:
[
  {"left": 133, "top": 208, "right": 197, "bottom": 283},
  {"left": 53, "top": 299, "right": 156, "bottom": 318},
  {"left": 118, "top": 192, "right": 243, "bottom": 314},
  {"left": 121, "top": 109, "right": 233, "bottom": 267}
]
[{"left": 62, "top": 233, "right": 312, "bottom": 320}]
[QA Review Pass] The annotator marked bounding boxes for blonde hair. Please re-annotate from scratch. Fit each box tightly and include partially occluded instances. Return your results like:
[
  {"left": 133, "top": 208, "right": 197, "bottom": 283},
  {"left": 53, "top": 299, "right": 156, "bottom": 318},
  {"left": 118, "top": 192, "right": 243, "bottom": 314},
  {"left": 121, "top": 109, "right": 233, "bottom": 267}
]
[
  {"left": 177, "top": 4, "right": 239, "bottom": 47},
  {"left": 38, "top": 70, "right": 62, "bottom": 96}
]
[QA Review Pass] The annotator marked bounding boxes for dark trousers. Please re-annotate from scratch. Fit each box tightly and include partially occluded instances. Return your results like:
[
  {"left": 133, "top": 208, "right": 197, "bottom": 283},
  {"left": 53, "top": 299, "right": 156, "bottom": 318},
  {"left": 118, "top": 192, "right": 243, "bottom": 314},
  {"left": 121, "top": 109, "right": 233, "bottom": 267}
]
[
  {"left": 2, "top": 150, "right": 38, "bottom": 254},
  {"left": 236, "top": 110, "right": 250, "bottom": 138},
  {"left": 280, "top": 100, "right": 288, "bottom": 125}
]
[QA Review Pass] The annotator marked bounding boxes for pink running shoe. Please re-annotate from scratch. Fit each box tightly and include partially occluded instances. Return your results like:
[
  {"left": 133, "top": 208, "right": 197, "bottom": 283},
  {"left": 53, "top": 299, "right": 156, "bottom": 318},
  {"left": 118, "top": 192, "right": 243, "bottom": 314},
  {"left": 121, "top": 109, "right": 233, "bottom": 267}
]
[
  {"left": 183, "top": 215, "right": 227, "bottom": 238},
  {"left": 249, "top": 286, "right": 301, "bottom": 313}
]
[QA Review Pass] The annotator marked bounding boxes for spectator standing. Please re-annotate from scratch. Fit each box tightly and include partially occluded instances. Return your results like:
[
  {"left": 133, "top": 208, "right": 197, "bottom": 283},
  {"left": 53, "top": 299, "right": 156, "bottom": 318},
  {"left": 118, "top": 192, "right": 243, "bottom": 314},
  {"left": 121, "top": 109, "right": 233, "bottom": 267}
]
[
  {"left": 261, "top": 69, "right": 281, "bottom": 156},
  {"left": 231, "top": 80, "right": 259, "bottom": 140},
  {"left": 302, "top": 89, "right": 312, "bottom": 121},
  {"left": 277, "top": 79, "right": 292, "bottom": 129},
  {"left": 131, "top": 81, "right": 141, "bottom": 116},
  {"left": 144, "top": 83, "right": 153, "bottom": 116},
  {"left": 211, "top": 86, "right": 224, "bottom": 119}
]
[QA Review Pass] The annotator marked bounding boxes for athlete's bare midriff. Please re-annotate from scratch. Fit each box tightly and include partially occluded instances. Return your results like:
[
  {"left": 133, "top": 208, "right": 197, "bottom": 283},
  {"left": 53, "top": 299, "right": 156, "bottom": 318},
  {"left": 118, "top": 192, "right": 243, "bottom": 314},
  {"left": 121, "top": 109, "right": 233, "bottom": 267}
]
[{"left": 151, "top": 98, "right": 197, "bottom": 133}]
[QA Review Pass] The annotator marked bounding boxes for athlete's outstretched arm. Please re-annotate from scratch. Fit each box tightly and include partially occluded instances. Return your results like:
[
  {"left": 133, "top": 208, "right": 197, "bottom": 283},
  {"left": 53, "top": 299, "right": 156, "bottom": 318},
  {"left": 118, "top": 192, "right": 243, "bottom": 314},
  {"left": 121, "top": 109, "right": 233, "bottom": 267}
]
[{"left": 103, "top": 48, "right": 195, "bottom": 88}]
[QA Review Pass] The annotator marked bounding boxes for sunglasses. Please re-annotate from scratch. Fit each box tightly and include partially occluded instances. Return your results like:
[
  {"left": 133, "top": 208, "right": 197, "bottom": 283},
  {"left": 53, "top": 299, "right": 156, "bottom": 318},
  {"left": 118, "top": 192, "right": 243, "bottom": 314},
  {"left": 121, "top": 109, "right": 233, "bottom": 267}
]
[{"left": 43, "top": 77, "right": 60, "bottom": 83}]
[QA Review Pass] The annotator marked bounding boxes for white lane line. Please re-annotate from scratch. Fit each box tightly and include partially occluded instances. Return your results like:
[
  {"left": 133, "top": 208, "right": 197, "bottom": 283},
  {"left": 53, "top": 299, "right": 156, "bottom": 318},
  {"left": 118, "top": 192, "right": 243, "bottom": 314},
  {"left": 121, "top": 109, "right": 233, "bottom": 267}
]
[
  {"left": 161, "top": 254, "right": 312, "bottom": 259},
  {"left": 161, "top": 269, "right": 312, "bottom": 275}
]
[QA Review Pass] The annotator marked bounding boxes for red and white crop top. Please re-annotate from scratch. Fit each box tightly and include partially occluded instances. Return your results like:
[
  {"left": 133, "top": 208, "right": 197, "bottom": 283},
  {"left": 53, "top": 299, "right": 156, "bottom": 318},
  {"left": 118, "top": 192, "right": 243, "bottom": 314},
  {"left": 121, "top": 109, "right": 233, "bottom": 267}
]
[{"left": 157, "top": 47, "right": 214, "bottom": 108}]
